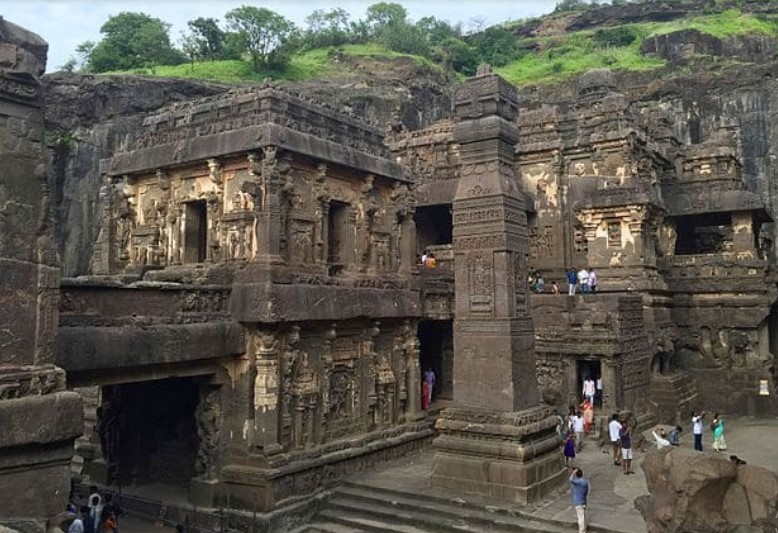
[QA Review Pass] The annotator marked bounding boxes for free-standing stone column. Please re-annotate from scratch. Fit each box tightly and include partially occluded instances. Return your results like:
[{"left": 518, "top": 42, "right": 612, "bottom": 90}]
[
  {"left": 0, "top": 17, "right": 82, "bottom": 529},
  {"left": 431, "top": 66, "right": 564, "bottom": 504}
]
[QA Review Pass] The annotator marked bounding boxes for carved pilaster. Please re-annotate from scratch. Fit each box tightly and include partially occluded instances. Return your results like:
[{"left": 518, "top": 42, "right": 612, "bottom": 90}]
[{"left": 253, "top": 328, "right": 282, "bottom": 455}]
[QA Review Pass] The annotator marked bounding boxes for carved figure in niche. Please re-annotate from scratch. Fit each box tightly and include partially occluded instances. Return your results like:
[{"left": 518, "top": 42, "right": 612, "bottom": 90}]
[
  {"left": 228, "top": 230, "right": 244, "bottom": 260},
  {"left": 699, "top": 327, "right": 732, "bottom": 368},
  {"left": 291, "top": 223, "right": 314, "bottom": 264},
  {"left": 573, "top": 162, "right": 586, "bottom": 176},
  {"left": 291, "top": 349, "right": 319, "bottom": 449},
  {"left": 281, "top": 326, "right": 301, "bottom": 426},
  {"left": 194, "top": 387, "right": 221, "bottom": 480}
]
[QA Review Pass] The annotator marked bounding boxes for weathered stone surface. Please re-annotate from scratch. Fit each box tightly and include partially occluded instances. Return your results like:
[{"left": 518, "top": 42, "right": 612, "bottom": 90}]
[
  {"left": 639, "top": 448, "right": 778, "bottom": 533},
  {"left": 0, "top": 17, "right": 81, "bottom": 526}
]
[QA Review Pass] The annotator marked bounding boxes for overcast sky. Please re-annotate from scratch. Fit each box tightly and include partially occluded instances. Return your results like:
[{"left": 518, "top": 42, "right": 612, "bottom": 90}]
[{"left": 3, "top": 1, "right": 559, "bottom": 72}]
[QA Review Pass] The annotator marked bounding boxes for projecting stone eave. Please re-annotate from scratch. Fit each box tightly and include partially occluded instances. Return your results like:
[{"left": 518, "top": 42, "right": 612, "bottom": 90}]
[{"left": 100, "top": 122, "right": 410, "bottom": 184}]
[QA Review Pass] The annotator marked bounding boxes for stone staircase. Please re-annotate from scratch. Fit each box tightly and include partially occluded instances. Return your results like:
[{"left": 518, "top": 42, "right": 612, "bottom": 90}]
[
  {"left": 649, "top": 371, "right": 699, "bottom": 426},
  {"left": 298, "top": 480, "right": 609, "bottom": 533}
]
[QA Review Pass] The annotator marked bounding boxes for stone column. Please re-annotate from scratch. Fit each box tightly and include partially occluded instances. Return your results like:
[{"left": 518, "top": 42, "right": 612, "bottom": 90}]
[
  {"left": 431, "top": 66, "right": 564, "bottom": 505},
  {"left": 252, "top": 328, "right": 282, "bottom": 456},
  {"left": 0, "top": 18, "right": 82, "bottom": 529},
  {"left": 732, "top": 211, "right": 756, "bottom": 256}
]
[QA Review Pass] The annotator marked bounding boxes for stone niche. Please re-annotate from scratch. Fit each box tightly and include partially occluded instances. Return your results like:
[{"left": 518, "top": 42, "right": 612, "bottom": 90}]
[{"left": 0, "top": 16, "right": 82, "bottom": 530}]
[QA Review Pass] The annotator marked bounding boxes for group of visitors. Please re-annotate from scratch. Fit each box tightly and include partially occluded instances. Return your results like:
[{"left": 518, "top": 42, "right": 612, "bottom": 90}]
[
  {"left": 568, "top": 409, "right": 730, "bottom": 533},
  {"left": 690, "top": 411, "right": 727, "bottom": 452},
  {"left": 528, "top": 268, "right": 598, "bottom": 295},
  {"left": 566, "top": 268, "right": 597, "bottom": 295},
  {"left": 66, "top": 486, "right": 120, "bottom": 533},
  {"left": 420, "top": 252, "right": 437, "bottom": 269}
]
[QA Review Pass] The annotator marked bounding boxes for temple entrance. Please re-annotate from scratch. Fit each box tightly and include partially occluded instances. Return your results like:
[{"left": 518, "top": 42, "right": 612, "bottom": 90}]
[
  {"left": 415, "top": 204, "right": 452, "bottom": 255},
  {"left": 183, "top": 200, "right": 208, "bottom": 263},
  {"left": 576, "top": 359, "right": 601, "bottom": 405},
  {"left": 418, "top": 320, "right": 453, "bottom": 403},
  {"left": 674, "top": 212, "right": 733, "bottom": 255},
  {"left": 99, "top": 377, "right": 200, "bottom": 492}
]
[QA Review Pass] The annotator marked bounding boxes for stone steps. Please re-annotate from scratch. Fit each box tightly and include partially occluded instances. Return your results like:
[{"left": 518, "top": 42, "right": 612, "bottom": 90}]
[{"left": 304, "top": 480, "right": 608, "bottom": 533}]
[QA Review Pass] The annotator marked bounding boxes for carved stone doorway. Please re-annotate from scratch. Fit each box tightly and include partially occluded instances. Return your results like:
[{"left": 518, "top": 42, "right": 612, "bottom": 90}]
[
  {"left": 418, "top": 320, "right": 454, "bottom": 402},
  {"left": 576, "top": 359, "right": 601, "bottom": 406},
  {"left": 183, "top": 200, "right": 208, "bottom": 263},
  {"left": 97, "top": 377, "right": 201, "bottom": 493}
]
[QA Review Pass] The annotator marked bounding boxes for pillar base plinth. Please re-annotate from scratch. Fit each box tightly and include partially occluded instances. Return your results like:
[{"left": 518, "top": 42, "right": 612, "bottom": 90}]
[{"left": 431, "top": 404, "right": 565, "bottom": 505}]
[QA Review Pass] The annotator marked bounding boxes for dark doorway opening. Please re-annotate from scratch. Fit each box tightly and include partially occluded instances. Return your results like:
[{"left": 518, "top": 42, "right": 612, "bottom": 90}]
[
  {"left": 183, "top": 200, "right": 208, "bottom": 263},
  {"left": 100, "top": 377, "right": 200, "bottom": 489},
  {"left": 415, "top": 204, "right": 452, "bottom": 255},
  {"left": 328, "top": 200, "right": 350, "bottom": 273},
  {"left": 674, "top": 212, "right": 733, "bottom": 255},
  {"left": 418, "top": 320, "right": 454, "bottom": 402},
  {"left": 576, "top": 359, "right": 601, "bottom": 406}
]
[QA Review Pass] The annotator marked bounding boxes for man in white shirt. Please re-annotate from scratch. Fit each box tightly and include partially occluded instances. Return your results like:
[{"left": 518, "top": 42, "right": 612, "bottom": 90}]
[
  {"left": 692, "top": 411, "right": 705, "bottom": 451},
  {"left": 653, "top": 428, "right": 671, "bottom": 450},
  {"left": 573, "top": 411, "right": 585, "bottom": 451},
  {"left": 582, "top": 378, "right": 595, "bottom": 404},
  {"left": 578, "top": 268, "right": 590, "bottom": 293},
  {"left": 608, "top": 414, "right": 622, "bottom": 465}
]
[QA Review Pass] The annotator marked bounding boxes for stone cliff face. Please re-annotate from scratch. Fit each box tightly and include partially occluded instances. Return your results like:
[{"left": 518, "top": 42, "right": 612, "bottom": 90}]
[{"left": 44, "top": 59, "right": 452, "bottom": 276}]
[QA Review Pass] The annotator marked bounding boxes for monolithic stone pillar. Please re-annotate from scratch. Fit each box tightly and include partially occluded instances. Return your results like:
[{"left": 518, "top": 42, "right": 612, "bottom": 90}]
[
  {"left": 431, "top": 66, "right": 564, "bottom": 505},
  {"left": 0, "top": 18, "right": 82, "bottom": 529}
]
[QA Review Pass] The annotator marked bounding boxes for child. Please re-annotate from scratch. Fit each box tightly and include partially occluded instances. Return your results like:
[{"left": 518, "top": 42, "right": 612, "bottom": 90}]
[{"left": 564, "top": 433, "right": 576, "bottom": 466}]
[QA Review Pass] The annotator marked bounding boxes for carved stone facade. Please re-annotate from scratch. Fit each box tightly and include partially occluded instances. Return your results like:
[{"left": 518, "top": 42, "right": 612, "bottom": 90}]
[
  {"left": 393, "top": 67, "right": 778, "bottom": 424},
  {"left": 62, "top": 83, "right": 427, "bottom": 516}
]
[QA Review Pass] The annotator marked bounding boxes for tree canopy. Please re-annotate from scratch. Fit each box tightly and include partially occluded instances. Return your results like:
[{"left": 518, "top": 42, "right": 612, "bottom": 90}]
[
  {"left": 225, "top": 6, "right": 297, "bottom": 71},
  {"left": 81, "top": 12, "right": 185, "bottom": 72}
]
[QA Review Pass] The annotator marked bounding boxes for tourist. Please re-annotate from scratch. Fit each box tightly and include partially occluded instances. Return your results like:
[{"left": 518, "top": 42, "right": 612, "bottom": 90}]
[
  {"left": 692, "top": 411, "right": 705, "bottom": 451},
  {"left": 572, "top": 410, "right": 585, "bottom": 451},
  {"left": 566, "top": 405, "right": 576, "bottom": 433},
  {"left": 421, "top": 252, "right": 428, "bottom": 265},
  {"left": 68, "top": 507, "right": 89, "bottom": 533},
  {"left": 552, "top": 281, "right": 560, "bottom": 294},
  {"left": 101, "top": 493, "right": 121, "bottom": 531},
  {"left": 712, "top": 414, "right": 727, "bottom": 452},
  {"left": 608, "top": 414, "right": 622, "bottom": 466},
  {"left": 582, "top": 376, "right": 596, "bottom": 405},
  {"left": 578, "top": 268, "right": 590, "bottom": 294},
  {"left": 425, "top": 253, "right": 437, "bottom": 269},
  {"left": 652, "top": 428, "right": 671, "bottom": 449},
  {"left": 581, "top": 399, "right": 594, "bottom": 434},
  {"left": 564, "top": 433, "right": 576, "bottom": 466},
  {"left": 424, "top": 368, "right": 436, "bottom": 405},
  {"left": 567, "top": 269, "right": 578, "bottom": 295},
  {"left": 668, "top": 425, "right": 682, "bottom": 446},
  {"left": 86, "top": 493, "right": 102, "bottom": 533},
  {"left": 535, "top": 274, "right": 545, "bottom": 293},
  {"left": 569, "top": 467, "right": 590, "bottom": 533},
  {"left": 620, "top": 422, "right": 634, "bottom": 475},
  {"left": 595, "top": 376, "right": 603, "bottom": 407},
  {"left": 588, "top": 269, "right": 597, "bottom": 293}
]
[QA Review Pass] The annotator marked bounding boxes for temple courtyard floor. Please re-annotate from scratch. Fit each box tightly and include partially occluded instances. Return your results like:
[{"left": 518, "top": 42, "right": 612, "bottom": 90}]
[{"left": 119, "top": 415, "right": 778, "bottom": 533}]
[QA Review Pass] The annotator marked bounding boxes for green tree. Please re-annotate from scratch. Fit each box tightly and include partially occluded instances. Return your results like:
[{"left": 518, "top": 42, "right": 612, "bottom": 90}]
[
  {"left": 186, "top": 17, "right": 227, "bottom": 61},
  {"left": 469, "top": 27, "right": 521, "bottom": 67},
  {"left": 80, "top": 12, "right": 184, "bottom": 72},
  {"left": 436, "top": 37, "right": 478, "bottom": 74},
  {"left": 304, "top": 8, "right": 352, "bottom": 48},
  {"left": 225, "top": 6, "right": 297, "bottom": 71},
  {"left": 365, "top": 2, "right": 408, "bottom": 35}
]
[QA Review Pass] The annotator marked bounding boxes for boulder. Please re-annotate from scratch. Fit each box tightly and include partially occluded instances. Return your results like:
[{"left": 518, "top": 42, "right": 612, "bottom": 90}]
[{"left": 637, "top": 448, "right": 778, "bottom": 532}]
